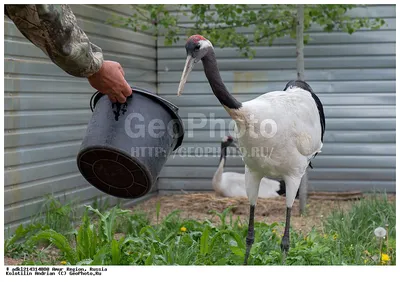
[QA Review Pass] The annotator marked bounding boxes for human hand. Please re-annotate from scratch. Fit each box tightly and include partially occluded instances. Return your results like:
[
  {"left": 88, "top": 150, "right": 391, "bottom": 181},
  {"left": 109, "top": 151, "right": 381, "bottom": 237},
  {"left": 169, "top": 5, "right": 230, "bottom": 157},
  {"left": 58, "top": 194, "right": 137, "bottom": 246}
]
[{"left": 87, "top": 60, "right": 132, "bottom": 103}]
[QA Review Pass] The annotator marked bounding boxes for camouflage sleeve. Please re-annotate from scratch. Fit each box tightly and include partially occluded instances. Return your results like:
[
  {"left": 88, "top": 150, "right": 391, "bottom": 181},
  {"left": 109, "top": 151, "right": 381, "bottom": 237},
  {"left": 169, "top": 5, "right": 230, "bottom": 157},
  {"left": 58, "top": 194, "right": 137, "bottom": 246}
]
[{"left": 5, "top": 4, "right": 103, "bottom": 77}]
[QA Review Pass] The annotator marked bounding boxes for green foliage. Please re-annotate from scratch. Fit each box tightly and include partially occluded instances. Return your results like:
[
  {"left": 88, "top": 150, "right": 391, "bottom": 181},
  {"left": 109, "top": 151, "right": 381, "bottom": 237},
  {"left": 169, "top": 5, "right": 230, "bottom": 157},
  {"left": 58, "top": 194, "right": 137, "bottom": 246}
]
[
  {"left": 75, "top": 210, "right": 98, "bottom": 261},
  {"left": 23, "top": 206, "right": 137, "bottom": 266},
  {"left": 209, "top": 206, "right": 235, "bottom": 229},
  {"left": 85, "top": 205, "right": 130, "bottom": 243},
  {"left": 91, "top": 196, "right": 111, "bottom": 213},
  {"left": 115, "top": 210, "right": 151, "bottom": 236},
  {"left": 5, "top": 194, "right": 76, "bottom": 259},
  {"left": 323, "top": 193, "right": 396, "bottom": 264},
  {"left": 4, "top": 223, "right": 48, "bottom": 258},
  {"left": 27, "top": 230, "right": 78, "bottom": 264},
  {"left": 108, "top": 4, "right": 386, "bottom": 58},
  {"left": 33, "top": 194, "right": 77, "bottom": 235},
  {"left": 6, "top": 194, "right": 396, "bottom": 266}
]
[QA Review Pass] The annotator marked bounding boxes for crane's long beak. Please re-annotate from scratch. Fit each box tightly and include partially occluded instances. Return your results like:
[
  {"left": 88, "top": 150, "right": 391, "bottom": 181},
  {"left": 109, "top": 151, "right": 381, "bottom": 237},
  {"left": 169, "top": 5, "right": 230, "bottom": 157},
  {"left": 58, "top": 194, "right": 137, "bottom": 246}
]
[{"left": 177, "top": 56, "right": 195, "bottom": 96}]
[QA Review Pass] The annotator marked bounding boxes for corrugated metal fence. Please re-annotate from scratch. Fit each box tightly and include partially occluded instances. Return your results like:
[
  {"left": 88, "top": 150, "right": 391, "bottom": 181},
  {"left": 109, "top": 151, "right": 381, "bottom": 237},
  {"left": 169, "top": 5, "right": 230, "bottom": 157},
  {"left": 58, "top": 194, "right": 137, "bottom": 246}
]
[
  {"left": 3, "top": 4, "right": 396, "bottom": 234},
  {"left": 156, "top": 4, "right": 396, "bottom": 194},
  {"left": 4, "top": 4, "right": 157, "bottom": 235}
]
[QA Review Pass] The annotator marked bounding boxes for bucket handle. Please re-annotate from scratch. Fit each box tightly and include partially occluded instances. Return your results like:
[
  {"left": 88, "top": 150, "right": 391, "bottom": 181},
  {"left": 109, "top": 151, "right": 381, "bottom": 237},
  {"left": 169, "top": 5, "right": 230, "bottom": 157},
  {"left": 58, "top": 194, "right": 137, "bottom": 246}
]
[
  {"left": 90, "top": 88, "right": 179, "bottom": 114},
  {"left": 89, "top": 91, "right": 99, "bottom": 112},
  {"left": 90, "top": 91, "right": 132, "bottom": 113}
]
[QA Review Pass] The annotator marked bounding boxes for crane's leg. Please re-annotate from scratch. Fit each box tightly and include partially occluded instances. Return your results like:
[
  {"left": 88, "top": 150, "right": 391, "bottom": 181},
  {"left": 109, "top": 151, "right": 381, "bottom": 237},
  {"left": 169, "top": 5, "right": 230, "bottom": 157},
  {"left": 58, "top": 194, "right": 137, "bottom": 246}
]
[
  {"left": 244, "top": 205, "right": 255, "bottom": 265},
  {"left": 281, "top": 176, "right": 301, "bottom": 255},
  {"left": 243, "top": 167, "right": 262, "bottom": 265},
  {"left": 281, "top": 207, "right": 292, "bottom": 254}
]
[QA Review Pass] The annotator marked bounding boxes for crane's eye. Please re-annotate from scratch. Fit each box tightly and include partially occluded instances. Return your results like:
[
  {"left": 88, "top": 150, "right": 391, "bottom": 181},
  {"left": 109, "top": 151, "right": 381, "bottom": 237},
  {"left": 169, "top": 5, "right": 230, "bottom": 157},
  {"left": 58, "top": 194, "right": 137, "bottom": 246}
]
[{"left": 194, "top": 45, "right": 200, "bottom": 51}]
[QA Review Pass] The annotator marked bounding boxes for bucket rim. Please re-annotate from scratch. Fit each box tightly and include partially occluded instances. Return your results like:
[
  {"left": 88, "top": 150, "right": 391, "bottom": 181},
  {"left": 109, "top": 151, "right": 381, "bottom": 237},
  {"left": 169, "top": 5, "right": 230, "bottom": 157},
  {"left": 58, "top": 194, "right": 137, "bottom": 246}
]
[
  {"left": 91, "top": 86, "right": 185, "bottom": 151},
  {"left": 76, "top": 145, "right": 153, "bottom": 199}
]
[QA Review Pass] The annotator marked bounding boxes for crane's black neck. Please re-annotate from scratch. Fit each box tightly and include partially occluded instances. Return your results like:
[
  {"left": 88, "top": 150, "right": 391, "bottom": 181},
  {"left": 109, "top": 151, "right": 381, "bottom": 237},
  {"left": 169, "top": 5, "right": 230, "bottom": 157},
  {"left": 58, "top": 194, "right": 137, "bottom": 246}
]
[
  {"left": 220, "top": 144, "right": 227, "bottom": 167},
  {"left": 202, "top": 49, "right": 242, "bottom": 110}
]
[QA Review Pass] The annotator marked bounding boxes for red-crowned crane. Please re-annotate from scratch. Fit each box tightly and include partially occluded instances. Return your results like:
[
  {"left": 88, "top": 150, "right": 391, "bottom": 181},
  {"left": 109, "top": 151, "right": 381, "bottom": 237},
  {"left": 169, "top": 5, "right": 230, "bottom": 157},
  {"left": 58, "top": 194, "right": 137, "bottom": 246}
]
[
  {"left": 177, "top": 35, "right": 325, "bottom": 265},
  {"left": 213, "top": 135, "right": 284, "bottom": 199}
]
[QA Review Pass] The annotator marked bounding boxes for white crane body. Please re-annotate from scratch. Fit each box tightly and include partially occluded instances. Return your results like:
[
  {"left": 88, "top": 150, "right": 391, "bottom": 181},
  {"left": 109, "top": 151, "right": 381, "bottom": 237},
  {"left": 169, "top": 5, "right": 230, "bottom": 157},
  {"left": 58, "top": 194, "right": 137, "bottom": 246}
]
[{"left": 230, "top": 88, "right": 323, "bottom": 207}]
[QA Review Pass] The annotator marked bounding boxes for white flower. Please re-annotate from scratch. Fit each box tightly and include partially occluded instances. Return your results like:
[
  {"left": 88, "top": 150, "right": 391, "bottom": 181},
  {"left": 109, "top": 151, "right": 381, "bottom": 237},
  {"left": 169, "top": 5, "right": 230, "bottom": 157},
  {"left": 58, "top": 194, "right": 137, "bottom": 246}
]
[{"left": 374, "top": 227, "right": 387, "bottom": 238}]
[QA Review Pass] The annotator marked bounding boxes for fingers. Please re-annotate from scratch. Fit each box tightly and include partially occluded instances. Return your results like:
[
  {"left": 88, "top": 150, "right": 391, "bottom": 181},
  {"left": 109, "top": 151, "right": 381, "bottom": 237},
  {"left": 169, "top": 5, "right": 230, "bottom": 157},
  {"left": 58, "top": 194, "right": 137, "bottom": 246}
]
[
  {"left": 118, "top": 65, "right": 131, "bottom": 97},
  {"left": 90, "top": 60, "right": 131, "bottom": 104},
  {"left": 109, "top": 95, "right": 117, "bottom": 103},
  {"left": 122, "top": 80, "right": 132, "bottom": 97},
  {"left": 116, "top": 93, "right": 126, "bottom": 103},
  {"left": 118, "top": 64, "right": 125, "bottom": 77},
  {"left": 108, "top": 93, "right": 125, "bottom": 104}
]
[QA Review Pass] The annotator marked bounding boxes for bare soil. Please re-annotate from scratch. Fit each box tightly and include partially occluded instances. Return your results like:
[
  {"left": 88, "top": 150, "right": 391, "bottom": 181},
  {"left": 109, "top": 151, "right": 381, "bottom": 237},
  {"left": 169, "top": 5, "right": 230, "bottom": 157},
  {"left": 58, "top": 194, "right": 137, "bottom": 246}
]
[
  {"left": 133, "top": 192, "right": 368, "bottom": 233},
  {"left": 5, "top": 257, "right": 23, "bottom": 265}
]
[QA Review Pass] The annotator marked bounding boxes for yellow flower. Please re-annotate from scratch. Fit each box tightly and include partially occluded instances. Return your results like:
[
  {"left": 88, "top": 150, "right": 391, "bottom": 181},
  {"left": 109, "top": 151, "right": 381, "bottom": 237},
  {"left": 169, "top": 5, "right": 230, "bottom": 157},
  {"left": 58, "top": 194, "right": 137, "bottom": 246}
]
[
  {"left": 272, "top": 229, "right": 276, "bottom": 233},
  {"left": 60, "top": 261, "right": 67, "bottom": 265},
  {"left": 381, "top": 253, "right": 390, "bottom": 262},
  {"left": 323, "top": 234, "right": 328, "bottom": 239},
  {"left": 364, "top": 259, "right": 368, "bottom": 264},
  {"left": 180, "top": 226, "right": 187, "bottom": 232},
  {"left": 333, "top": 233, "right": 338, "bottom": 240}
]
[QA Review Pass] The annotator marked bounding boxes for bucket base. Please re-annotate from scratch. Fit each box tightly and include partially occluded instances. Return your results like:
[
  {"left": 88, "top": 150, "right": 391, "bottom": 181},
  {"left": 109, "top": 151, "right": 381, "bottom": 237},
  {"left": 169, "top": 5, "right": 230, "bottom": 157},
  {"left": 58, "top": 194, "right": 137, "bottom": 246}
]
[{"left": 77, "top": 147, "right": 152, "bottom": 198}]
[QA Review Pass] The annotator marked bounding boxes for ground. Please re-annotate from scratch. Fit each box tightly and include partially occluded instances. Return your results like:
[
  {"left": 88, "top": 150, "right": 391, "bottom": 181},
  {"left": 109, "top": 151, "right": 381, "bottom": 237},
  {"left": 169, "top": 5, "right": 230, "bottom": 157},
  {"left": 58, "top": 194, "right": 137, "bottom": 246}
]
[
  {"left": 133, "top": 192, "right": 360, "bottom": 234},
  {"left": 5, "top": 192, "right": 395, "bottom": 265}
]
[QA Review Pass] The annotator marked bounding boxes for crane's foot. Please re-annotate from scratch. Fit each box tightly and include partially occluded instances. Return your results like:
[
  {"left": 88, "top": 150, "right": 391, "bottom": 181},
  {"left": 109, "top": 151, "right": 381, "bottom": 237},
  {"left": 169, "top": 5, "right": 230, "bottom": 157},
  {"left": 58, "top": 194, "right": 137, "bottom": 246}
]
[
  {"left": 243, "top": 233, "right": 254, "bottom": 265},
  {"left": 280, "top": 235, "right": 290, "bottom": 264},
  {"left": 280, "top": 235, "right": 290, "bottom": 254},
  {"left": 280, "top": 207, "right": 292, "bottom": 264}
]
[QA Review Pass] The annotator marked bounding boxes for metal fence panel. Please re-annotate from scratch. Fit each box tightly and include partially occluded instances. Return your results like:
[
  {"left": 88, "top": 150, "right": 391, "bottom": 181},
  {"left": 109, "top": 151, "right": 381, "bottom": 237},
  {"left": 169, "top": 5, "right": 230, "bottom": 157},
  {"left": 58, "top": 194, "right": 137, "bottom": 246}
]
[
  {"left": 4, "top": 4, "right": 157, "bottom": 235},
  {"left": 156, "top": 4, "right": 396, "bottom": 195}
]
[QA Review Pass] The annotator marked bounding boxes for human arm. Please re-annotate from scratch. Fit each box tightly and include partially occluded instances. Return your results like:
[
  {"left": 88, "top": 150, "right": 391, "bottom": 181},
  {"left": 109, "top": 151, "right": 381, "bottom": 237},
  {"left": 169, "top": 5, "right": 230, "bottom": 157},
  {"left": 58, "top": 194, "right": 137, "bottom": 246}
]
[{"left": 5, "top": 4, "right": 131, "bottom": 102}]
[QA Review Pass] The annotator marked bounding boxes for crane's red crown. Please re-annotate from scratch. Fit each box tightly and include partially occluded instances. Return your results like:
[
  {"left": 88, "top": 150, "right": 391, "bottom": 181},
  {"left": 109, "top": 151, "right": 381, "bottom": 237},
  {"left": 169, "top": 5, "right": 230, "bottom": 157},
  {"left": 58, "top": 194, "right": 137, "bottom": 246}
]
[{"left": 187, "top": 34, "right": 206, "bottom": 43}]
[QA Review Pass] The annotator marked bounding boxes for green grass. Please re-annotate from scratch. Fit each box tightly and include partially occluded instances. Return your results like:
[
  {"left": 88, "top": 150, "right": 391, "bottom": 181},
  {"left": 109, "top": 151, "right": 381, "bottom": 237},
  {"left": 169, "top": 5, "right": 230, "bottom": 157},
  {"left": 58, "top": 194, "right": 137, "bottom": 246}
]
[
  {"left": 322, "top": 193, "right": 396, "bottom": 265},
  {"left": 5, "top": 193, "right": 396, "bottom": 266}
]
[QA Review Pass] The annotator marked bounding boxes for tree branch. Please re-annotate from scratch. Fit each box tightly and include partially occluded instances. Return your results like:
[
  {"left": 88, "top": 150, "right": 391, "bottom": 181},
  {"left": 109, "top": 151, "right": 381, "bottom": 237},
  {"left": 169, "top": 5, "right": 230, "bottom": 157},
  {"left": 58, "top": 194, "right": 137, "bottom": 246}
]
[
  {"left": 248, "top": 26, "right": 293, "bottom": 45},
  {"left": 132, "top": 7, "right": 151, "bottom": 22}
]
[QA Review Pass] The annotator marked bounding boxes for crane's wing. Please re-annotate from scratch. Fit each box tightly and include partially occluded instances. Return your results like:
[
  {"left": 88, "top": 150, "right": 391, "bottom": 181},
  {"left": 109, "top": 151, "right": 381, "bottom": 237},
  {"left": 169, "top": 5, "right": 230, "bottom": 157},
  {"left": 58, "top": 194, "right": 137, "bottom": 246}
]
[
  {"left": 283, "top": 80, "right": 325, "bottom": 142},
  {"left": 283, "top": 80, "right": 325, "bottom": 169}
]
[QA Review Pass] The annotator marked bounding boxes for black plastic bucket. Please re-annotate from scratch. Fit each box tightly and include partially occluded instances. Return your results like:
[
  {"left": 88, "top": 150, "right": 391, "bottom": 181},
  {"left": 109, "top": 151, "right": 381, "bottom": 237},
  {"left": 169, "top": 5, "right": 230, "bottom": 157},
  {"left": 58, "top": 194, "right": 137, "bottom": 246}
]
[{"left": 77, "top": 87, "right": 184, "bottom": 199}]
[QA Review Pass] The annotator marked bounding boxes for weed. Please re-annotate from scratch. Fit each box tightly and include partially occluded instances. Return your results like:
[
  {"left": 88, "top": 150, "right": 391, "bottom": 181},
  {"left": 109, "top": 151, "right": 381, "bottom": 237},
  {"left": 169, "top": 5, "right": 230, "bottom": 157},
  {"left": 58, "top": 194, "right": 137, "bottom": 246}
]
[
  {"left": 4, "top": 223, "right": 47, "bottom": 258},
  {"left": 33, "top": 194, "right": 77, "bottom": 235},
  {"left": 6, "top": 193, "right": 396, "bottom": 266},
  {"left": 323, "top": 193, "right": 396, "bottom": 264}
]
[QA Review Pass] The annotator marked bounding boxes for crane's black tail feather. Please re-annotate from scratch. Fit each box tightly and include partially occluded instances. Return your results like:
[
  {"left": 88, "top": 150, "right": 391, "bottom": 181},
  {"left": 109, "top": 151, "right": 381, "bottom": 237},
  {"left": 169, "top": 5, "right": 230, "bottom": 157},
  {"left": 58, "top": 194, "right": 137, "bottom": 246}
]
[{"left": 277, "top": 180, "right": 300, "bottom": 199}]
